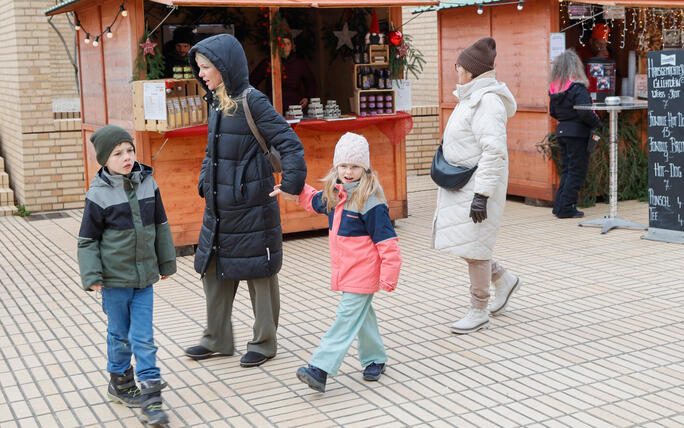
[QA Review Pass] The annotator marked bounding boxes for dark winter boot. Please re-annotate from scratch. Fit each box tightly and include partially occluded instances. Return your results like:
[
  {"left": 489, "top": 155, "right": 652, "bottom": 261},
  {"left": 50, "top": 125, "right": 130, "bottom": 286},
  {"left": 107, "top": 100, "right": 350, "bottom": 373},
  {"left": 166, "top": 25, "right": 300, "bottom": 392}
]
[
  {"left": 107, "top": 366, "right": 145, "bottom": 407},
  {"left": 139, "top": 379, "right": 169, "bottom": 425}
]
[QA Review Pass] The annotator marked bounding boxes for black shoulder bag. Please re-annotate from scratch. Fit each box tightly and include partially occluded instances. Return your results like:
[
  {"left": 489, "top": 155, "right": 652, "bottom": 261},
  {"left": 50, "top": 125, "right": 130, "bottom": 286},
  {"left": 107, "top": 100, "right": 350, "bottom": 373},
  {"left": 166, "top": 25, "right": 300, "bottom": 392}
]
[{"left": 430, "top": 140, "right": 478, "bottom": 189}]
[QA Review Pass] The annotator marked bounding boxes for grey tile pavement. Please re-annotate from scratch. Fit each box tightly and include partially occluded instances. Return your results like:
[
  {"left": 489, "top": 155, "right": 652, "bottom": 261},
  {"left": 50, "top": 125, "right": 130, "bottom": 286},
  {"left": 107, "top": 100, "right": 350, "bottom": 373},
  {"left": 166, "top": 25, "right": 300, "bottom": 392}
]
[{"left": 0, "top": 175, "right": 682, "bottom": 427}]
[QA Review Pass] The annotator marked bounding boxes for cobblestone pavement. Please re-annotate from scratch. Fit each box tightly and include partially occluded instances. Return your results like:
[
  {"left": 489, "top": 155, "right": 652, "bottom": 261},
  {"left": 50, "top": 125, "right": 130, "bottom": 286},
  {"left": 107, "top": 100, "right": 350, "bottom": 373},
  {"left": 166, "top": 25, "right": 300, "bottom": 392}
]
[{"left": 0, "top": 176, "right": 682, "bottom": 427}]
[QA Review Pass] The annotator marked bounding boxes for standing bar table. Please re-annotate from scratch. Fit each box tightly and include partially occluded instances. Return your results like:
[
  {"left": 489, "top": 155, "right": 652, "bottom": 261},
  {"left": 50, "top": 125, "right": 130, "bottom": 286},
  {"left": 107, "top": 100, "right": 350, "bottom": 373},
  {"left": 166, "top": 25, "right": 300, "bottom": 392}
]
[{"left": 574, "top": 101, "right": 648, "bottom": 233}]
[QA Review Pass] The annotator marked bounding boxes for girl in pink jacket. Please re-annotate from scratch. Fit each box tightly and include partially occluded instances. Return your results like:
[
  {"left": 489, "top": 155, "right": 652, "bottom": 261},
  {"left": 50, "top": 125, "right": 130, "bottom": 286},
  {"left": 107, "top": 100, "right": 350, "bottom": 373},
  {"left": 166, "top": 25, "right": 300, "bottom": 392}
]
[{"left": 271, "top": 132, "right": 401, "bottom": 392}]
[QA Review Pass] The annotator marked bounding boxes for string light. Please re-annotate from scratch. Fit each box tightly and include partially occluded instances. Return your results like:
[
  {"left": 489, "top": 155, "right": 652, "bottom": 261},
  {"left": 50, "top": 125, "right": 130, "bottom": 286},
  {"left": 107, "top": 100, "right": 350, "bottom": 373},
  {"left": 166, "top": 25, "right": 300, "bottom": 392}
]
[
  {"left": 477, "top": 5, "right": 483, "bottom": 15},
  {"left": 517, "top": 1, "right": 523, "bottom": 11},
  {"left": 77, "top": 2, "right": 126, "bottom": 48}
]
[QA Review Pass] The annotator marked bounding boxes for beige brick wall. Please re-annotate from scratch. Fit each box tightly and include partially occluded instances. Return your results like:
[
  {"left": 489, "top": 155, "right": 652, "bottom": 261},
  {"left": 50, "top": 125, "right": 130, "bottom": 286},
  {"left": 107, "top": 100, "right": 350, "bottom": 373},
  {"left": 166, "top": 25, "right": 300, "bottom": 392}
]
[
  {"left": 401, "top": 7, "right": 438, "bottom": 108},
  {"left": 0, "top": 1, "right": 84, "bottom": 212},
  {"left": 406, "top": 106, "right": 440, "bottom": 176}
]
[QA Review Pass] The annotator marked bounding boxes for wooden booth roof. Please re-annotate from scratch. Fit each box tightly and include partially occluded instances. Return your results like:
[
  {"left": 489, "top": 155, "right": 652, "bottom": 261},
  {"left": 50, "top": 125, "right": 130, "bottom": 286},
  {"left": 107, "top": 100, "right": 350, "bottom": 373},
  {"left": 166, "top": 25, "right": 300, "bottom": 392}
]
[
  {"left": 46, "top": 0, "right": 437, "bottom": 15},
  {"left": 413, "top": 0, "right": 684, "bottom": 13}
]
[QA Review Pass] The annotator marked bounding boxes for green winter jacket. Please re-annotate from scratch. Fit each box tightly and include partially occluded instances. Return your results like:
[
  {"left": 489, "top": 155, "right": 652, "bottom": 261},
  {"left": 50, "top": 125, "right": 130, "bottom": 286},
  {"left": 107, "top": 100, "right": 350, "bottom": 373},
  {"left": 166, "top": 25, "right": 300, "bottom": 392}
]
[{"left": 77, "top": 162, "right": 176, "bottom": 290}]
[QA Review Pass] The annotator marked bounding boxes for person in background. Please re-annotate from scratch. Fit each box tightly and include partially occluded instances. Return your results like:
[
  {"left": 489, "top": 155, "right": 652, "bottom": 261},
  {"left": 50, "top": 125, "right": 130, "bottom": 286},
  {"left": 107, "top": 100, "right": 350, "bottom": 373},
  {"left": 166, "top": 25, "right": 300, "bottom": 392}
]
[
  {"left": 164, "top": 26, "right": 195, "bottom": 77},
  {"left": 549, "top": 49, "right": 603, "bottom": 219},
  {"left": 77, "top": 125, "right": 176, "bottom": 425},
  {"left": 271, "top": 132, "right": 401, "bottom": 393},
  {"left": 432, "top": 37, "right": 522, "bottom": 335},
  {"left": 575, "top": 23, "right": 611, "bottom": 63},
  {"left": 184, "top": 34, "right": 307, "bottom": 368},
  {"left": 250, "top": 33, "right": 316, "bottom": 112}
]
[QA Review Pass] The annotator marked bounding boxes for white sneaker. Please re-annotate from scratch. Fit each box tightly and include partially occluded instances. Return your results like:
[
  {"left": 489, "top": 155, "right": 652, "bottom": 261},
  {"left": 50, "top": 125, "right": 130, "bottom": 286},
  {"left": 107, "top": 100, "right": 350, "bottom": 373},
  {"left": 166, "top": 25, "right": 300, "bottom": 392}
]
[
  {"left": 489, "top": 271, "right": 521, "bottom": 316},
  {"left": 450, "top": 308, "right": 489, "bottom": 334}
]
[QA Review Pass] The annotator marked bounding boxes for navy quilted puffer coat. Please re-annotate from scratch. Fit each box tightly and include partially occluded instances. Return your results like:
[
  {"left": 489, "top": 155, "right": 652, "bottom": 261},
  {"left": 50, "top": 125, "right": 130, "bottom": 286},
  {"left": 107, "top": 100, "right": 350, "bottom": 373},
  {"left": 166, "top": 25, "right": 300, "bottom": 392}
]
[{"left": 189, "top": 34, "right": 307, "bottom": 280}]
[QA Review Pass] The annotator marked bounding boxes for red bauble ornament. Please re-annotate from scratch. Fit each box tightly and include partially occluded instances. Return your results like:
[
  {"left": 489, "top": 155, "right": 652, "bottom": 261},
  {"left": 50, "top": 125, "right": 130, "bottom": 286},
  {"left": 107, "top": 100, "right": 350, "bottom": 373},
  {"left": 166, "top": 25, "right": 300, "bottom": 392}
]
[{"left": 389, "top": 30, "right": 403, "bottom": 46}]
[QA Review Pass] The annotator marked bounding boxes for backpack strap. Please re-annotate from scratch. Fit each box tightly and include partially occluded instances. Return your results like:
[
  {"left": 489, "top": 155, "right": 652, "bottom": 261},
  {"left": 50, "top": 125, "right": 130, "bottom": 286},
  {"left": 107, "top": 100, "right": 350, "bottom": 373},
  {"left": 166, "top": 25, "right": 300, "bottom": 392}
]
[{"left": 241, "top": 88, "right": 270, "bottom": 156}]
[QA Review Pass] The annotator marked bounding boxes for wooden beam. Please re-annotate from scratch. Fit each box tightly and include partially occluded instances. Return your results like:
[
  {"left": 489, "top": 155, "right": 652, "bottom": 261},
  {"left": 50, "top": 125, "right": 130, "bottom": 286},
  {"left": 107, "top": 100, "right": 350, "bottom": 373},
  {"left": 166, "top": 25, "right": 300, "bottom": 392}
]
[{"left": 270, "top": 7, "right": 283, "bottom": 114}]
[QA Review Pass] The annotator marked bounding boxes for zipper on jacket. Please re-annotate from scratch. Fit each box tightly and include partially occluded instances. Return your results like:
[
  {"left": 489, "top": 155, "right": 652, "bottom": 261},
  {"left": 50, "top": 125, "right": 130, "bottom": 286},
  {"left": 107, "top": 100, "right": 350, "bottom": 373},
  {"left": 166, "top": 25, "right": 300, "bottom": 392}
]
[{"left": 266, "top": 247, "right": 271, "bottom": 261}]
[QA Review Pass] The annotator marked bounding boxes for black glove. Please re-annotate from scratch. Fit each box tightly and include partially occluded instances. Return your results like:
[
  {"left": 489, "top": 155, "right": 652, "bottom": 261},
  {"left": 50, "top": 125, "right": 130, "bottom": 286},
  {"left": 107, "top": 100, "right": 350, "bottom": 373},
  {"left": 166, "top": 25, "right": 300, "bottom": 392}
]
[{"left": 469, "top": 193, "right": 488, "bottom": 223}]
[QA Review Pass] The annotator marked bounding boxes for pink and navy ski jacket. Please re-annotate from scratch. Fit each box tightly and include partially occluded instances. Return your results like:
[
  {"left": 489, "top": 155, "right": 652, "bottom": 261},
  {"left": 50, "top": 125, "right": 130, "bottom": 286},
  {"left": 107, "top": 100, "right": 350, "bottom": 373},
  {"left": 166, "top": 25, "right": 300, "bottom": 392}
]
[{"left": 298, "top": 181, "right": 401, "bottom": 294}]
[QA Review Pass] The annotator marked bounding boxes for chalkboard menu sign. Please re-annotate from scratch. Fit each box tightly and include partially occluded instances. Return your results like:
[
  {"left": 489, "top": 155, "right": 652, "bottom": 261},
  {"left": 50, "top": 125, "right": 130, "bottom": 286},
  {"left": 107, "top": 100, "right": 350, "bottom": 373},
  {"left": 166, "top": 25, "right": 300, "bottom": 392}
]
[{"left": 645, "top": 50, "right": 684, "bottom": 243}]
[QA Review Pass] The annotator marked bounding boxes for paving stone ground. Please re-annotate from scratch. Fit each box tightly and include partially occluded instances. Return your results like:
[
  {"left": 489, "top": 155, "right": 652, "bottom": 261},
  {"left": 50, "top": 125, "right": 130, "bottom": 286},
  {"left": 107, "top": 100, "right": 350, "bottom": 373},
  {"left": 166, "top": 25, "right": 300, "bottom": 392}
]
[{"left": 0, "top": 175, "right": 682, "bottom": 427}]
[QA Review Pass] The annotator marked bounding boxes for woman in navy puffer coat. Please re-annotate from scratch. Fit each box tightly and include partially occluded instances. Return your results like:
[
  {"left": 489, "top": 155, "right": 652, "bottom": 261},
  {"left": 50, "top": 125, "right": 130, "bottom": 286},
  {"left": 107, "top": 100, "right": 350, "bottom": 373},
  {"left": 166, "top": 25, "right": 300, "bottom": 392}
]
[{"left": 184, "top": 34, "right": 307, "bottom": 367}]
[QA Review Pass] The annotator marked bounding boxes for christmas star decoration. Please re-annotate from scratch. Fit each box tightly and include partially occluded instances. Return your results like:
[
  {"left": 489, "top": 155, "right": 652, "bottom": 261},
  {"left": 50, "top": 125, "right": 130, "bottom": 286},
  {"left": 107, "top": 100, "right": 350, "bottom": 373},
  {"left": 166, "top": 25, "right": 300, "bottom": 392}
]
[
  {"left": 281, "top": 18, "right": 303, "bottom": 39},
  {"left": 333, "top": 22, "right": 356, "bottom": 50},
  {"left": 140, "top": 38, "right": 157, "bottom": 56}
]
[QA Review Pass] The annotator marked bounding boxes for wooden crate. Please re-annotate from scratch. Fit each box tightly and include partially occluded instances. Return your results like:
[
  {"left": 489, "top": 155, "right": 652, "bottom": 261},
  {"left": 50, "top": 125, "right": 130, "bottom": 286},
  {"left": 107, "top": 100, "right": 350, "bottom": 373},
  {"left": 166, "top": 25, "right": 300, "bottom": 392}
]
[
  {"left": 132, "top": 79, "right": 207, "bottom": 132},
  {"left": 352, "top": 89, "right": 396, "bottom": 116},
  {"left": 369, "top": 45, "right": 389, "bottom": 64}
]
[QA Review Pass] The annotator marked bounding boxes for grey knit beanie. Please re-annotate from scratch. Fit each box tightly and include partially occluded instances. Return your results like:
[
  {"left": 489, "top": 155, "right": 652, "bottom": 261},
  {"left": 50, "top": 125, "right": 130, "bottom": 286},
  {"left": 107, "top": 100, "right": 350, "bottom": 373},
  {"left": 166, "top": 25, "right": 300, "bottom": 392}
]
[
  {"left": 333, "top": 132, "right": 370, "bottom": 170},
  {"left": 457, "top": 37, "right": 497, "bottom": 78},
  {"left": 90, "top": 125, "right": 134, "bottom": 166}
]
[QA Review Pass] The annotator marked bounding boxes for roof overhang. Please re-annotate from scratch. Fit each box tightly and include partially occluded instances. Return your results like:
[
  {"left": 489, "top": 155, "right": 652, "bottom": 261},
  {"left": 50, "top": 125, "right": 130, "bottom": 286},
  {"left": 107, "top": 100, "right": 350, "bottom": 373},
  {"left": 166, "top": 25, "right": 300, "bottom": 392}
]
[
  {"left": 46, "top": 0, "right": 439, "bottom": 15},
  {"left": 149, "top": 0, "right": 438, "bottom": 7},
  {"left": 412, "top": 0, "right": 510, "bottom": 13}
]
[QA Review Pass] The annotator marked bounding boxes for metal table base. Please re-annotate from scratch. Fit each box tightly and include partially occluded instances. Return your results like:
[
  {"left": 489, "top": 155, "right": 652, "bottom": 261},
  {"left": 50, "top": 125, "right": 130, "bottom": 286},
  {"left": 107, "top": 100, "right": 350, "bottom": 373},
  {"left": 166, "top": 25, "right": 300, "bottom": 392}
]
[{"left": 574, "top": 101, "right": 648, "bottom": 234}]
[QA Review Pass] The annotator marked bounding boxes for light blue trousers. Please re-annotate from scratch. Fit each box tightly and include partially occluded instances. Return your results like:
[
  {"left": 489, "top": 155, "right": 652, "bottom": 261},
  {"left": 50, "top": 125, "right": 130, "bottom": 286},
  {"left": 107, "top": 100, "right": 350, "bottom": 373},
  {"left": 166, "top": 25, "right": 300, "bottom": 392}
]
[{"left": 309, "top": 292, "right": 387, "bottom": 376}]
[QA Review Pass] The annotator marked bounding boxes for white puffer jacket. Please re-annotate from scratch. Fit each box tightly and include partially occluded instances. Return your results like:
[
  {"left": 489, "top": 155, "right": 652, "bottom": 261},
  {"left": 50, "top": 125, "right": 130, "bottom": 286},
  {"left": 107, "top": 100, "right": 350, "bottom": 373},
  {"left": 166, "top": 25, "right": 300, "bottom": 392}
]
[{"left": 432, "top": 70, "right": 517, "bottom": 260}]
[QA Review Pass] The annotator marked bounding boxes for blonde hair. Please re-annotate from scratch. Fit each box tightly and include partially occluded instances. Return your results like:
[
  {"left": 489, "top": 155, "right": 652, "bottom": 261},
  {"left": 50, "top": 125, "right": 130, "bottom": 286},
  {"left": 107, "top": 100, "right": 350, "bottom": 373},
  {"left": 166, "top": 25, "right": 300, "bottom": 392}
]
[
  {"left": 195, "top": 52, "right": 238, "bottom": 116},
  {"left": 321, "top": 167, "right": 385, "bottom": 212},
  {"left": 550, "top": 49, "right": 589, "bottom": 91}
]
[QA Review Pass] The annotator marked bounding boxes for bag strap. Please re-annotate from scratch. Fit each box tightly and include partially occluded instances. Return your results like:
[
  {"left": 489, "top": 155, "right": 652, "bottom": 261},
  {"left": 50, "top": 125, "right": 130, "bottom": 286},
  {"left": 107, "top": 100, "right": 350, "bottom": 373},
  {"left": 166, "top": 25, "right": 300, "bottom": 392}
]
[{"left": 241, "top": 88, "right": 270, "bottom": 156}]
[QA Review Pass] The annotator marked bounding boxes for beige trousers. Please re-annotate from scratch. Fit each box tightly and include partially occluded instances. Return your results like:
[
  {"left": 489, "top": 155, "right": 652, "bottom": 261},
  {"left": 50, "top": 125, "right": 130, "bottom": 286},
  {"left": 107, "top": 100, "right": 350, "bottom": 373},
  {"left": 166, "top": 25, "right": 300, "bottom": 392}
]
[{"left": 462, "top": 258, "right": 505, "bottom": 310}]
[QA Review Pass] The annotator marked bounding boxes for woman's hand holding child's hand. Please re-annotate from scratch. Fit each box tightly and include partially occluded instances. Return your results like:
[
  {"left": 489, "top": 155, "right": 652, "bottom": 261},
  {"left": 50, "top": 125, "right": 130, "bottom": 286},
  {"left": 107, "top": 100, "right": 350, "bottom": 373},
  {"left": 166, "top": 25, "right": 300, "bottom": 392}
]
[
  {"left": 270, "top": 184, "right": 298, "bottom": 202},
  {"left": 380, "top": 280, "right": 396, "bottom": 292}
]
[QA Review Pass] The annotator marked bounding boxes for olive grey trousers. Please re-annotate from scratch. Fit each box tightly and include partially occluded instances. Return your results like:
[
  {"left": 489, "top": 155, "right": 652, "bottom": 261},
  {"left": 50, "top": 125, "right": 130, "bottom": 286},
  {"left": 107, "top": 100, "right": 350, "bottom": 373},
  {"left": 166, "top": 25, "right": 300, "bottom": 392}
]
[{"left": 199, "top": 256, "right": 279, "bottom": 357}]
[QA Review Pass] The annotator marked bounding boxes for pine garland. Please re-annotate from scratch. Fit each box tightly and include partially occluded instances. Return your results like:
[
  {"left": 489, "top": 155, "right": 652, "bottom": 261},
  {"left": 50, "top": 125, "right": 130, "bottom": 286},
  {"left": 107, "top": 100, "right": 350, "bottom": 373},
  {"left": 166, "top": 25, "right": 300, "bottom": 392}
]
[{"left": 389, "top": 32, "right": 426, "bottom": 81}]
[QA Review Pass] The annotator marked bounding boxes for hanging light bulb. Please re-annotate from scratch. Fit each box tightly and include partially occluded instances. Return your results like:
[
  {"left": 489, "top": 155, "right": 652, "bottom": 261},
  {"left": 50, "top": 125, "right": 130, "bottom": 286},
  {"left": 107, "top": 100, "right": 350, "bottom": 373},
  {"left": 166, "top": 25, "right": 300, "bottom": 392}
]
[
  {"left": 84, "top": 33, "right": 90, "bottom": 44},
  {"left": 92, "top": 36, "right": 100, "bottom": 47},
  {"left": 74, "top": 19, "right": 81, "bottom": 31},
  {"left": 477, "top": 5, "right": 484, "bottom": 15},
  {"left": 120, "top": 4, "right": 128, "bottom": 17},
  {"left": 192, "top": 26, "right": 199, "bottom": 34},
  {"left": 106, "top": 27, "right": 113, "bottom": 38},
  {"left": 517, "top": 1, "right": 523, "bottom": 10}
]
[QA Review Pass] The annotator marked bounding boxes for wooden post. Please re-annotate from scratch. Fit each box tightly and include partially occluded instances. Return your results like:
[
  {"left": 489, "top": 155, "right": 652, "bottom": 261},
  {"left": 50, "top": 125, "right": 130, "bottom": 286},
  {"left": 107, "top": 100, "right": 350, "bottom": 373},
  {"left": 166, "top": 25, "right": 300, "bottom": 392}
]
[{"left": 269, "top": 7, "right": 283, "bottom": 114}]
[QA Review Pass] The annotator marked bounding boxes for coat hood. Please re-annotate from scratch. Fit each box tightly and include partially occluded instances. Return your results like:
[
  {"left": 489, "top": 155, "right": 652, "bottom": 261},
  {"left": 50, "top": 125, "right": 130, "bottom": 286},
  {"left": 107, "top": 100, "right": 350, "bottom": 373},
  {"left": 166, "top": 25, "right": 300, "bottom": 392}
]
[
  {"left": 453, "top": 70, "right": 517, "bottom": 118},
  {"left": 189, "top": 34, "right": 250, "bottom": 97}
]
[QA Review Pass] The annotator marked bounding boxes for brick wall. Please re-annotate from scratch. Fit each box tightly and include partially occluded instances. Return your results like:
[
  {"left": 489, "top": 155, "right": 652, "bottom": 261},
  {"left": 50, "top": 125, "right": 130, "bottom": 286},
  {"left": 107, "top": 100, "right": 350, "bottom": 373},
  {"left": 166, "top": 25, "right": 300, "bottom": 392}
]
[
  {"left": 401, "top": 7, "right": 438, "bottom": 108},
  {"left": 406, "top": 106, "right": 440, "bottom": 176},
  {"left": 0, "top": 1, "right": 84, "bottom": 212}
]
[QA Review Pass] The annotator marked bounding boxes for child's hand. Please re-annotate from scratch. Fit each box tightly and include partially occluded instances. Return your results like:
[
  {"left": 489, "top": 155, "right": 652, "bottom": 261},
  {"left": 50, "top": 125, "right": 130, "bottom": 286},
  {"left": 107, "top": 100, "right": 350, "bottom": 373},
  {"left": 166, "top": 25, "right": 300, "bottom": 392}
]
[
  {"left": 90, "top": 284, "right": 103, "bottom": 291},
  {"left": 380, "top": 280, "right": 396, "bottom": 292},
  {"left": 161, "top": 275, "right": 169, "bottom": 280},
  {"left": 269, "top": 184, "right": 298, "bottom": 202}
]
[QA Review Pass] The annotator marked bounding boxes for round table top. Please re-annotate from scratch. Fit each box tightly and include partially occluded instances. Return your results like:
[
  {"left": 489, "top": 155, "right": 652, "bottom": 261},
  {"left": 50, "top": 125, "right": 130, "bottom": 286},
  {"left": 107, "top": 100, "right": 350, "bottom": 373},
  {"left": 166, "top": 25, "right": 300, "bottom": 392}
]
[{"left": 574, "top": 101, "right": 648, "bottom": 111}]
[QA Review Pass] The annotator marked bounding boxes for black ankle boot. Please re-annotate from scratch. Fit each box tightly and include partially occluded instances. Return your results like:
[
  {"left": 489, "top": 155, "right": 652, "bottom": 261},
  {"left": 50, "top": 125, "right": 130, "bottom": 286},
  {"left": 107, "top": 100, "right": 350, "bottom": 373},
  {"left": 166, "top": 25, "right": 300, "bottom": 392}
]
[
  {"left": 139, "top": 379, "right": 169, "bottom": 425},
  {"left": 107, "top": 366, "right": 144, "bottom": 407}
]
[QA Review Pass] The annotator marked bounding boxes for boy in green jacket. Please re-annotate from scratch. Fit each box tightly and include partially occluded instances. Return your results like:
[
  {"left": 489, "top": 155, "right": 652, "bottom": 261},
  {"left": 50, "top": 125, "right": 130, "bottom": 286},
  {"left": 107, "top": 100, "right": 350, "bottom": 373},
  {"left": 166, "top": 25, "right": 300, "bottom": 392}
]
[{"left": 77, "top": 125, "right": 176, "bottom": 425}]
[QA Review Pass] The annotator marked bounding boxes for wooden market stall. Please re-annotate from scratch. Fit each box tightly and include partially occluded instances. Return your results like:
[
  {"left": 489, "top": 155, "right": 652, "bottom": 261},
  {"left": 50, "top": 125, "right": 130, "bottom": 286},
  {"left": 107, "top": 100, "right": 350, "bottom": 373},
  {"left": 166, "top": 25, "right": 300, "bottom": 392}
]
[
  {"left": 419, "top": 0, "right": 684, "bottom": 202},
  {"left": 45, "top": 0, "right": 438, "bottom": 246}
]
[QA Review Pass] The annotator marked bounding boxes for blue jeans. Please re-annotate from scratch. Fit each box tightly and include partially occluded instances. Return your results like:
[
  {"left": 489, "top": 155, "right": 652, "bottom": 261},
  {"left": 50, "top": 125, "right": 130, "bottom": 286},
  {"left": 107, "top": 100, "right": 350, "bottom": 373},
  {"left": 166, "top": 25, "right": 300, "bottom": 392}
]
[
  {"left": 101, "top": 286, "right": 160, "bottom": 381},
  {"left": 309, "top": 292, "right": 387, "bottom": 376}
]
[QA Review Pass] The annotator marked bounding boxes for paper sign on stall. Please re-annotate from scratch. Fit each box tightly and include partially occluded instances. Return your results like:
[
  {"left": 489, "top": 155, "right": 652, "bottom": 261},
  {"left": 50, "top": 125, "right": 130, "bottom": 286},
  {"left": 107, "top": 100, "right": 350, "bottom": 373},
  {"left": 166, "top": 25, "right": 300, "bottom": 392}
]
[
  {"left": 550, "top": 33, "right": 566, "bottom": 63},
  {"left": 143, "top": 82, "right": 167, "bottom": 121},
  {"left": 393, "top": 79, "right": 412, "bottom": 112}
]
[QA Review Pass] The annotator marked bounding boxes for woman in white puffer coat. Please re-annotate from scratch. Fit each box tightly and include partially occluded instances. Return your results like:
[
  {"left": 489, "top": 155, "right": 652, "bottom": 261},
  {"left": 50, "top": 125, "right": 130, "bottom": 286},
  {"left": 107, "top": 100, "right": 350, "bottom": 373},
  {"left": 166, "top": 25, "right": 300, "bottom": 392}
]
[{"left": 432, "top": 37, "right": 522, "bottom": 334}]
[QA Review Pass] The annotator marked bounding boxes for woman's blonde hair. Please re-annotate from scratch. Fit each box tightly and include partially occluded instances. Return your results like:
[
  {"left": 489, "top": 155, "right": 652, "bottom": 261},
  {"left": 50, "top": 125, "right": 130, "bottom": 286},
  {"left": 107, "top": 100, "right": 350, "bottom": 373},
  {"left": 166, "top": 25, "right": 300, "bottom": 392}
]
[
  {"left": 550, "top": 49, "right": 589, "bottom": 91},
  {"left": 321, "top": 167, "right": 385, "bottom": 212},
  {"left": 195, "top": 52, "right": 238, "bottom": 116}
]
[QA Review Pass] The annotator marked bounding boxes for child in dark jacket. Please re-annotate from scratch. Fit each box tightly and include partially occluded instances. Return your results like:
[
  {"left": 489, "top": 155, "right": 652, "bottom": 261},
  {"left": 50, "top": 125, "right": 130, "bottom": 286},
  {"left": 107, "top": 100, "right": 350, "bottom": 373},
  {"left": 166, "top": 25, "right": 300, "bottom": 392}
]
[
  {"left": 549, "top": 49, "right": 603, "bottom": 219},
  {"left": 271, "top": 132, "right": 402, "bottom": 392},
  {"left": 77, "top": 125, "right": 176, "bottom": 425}
]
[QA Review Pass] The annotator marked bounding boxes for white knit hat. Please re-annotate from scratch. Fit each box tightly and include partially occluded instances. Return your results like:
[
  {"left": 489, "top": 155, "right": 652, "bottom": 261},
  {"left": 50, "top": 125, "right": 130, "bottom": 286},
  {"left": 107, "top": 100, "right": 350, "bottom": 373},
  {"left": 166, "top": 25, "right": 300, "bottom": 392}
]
[{"left": 333, "top": 132, "right": 370, "bottom": 170}]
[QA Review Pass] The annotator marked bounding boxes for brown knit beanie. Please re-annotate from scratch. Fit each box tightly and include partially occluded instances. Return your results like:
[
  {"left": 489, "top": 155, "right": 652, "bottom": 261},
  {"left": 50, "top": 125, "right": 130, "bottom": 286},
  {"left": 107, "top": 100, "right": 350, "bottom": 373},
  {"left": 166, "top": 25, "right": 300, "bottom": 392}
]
[{"left": 457, "top": 37, "right": 497, "bottom": 78}]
